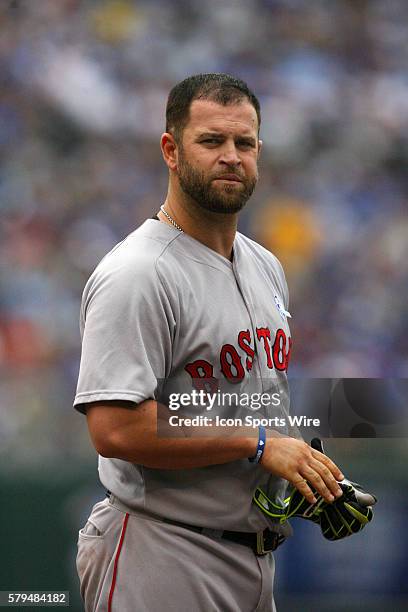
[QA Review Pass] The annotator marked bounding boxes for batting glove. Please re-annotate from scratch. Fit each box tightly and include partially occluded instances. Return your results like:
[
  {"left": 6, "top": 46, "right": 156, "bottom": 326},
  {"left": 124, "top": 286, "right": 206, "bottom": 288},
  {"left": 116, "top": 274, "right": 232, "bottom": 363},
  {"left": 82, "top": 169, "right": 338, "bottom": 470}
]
[
  {"left": 253, "top": 438, "right": 377, "bottom": 541},
  {"left": 318, "top": 478, "right": 376, "bottom": 541}
]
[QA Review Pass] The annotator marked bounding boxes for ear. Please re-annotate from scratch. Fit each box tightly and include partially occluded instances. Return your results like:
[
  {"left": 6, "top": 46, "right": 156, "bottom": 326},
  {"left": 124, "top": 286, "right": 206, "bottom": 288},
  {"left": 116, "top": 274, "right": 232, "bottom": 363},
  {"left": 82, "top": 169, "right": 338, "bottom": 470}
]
[
  {"left": 257, "top": 139, "right": 263, "bottom": 159},
  {"left": 161, "top": 132, "right": 178, "bottom": 172}
]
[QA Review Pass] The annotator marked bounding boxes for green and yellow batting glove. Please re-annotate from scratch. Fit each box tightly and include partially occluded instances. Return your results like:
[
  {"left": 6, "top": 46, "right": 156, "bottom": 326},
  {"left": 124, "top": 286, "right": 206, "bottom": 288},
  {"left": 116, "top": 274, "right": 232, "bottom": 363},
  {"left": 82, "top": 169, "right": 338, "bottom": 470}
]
[
  {"left": 253, "top": 438, "right": 377, "bottom": 542},
  {"left": 318, "top": 477, "right": 376, "bottom": 541},
  {"left": 253, "top": 483, "right": 325, "bottom": 526}
]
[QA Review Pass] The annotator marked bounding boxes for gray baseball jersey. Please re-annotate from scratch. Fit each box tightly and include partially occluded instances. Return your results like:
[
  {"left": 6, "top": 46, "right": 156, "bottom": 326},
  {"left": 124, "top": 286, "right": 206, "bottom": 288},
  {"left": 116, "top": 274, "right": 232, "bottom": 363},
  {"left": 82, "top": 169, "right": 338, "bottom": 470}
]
[{"left": 74, "top": 218, "right": 292, "bottom": 533}]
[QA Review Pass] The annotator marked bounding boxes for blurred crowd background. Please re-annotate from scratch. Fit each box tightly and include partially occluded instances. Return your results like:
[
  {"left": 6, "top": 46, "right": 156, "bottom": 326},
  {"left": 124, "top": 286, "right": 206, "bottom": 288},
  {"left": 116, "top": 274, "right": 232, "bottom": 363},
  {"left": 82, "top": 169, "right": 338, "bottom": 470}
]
[{"left": 0, "top": 0, "right": 407, "bottom": 610}]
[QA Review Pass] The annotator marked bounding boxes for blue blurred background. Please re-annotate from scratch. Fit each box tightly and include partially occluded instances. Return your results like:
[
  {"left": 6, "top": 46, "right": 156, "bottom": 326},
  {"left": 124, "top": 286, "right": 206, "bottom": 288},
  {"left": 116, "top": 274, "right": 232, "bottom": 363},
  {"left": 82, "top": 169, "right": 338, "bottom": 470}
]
[{"left": 0, "top": 0, "right": 407, "bottom": 610}]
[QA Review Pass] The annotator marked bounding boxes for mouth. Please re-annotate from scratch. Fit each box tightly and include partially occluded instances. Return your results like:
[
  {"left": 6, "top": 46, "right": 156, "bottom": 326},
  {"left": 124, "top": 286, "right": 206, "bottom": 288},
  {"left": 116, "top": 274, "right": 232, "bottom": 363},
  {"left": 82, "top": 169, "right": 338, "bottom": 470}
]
[{"left": 213, "top": 175, "right": 243, "bottom": 183}]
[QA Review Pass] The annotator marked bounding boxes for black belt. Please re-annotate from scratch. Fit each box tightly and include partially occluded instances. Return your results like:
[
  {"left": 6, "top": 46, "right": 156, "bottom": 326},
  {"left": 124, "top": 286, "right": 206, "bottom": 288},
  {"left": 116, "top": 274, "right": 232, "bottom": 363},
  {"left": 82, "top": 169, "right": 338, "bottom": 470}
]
[
  {"left": 106, "top": 490, "right": 283, "bottom": 556},
  {"left": 162, "top": 517, "right": 284, "bottom": 555}
]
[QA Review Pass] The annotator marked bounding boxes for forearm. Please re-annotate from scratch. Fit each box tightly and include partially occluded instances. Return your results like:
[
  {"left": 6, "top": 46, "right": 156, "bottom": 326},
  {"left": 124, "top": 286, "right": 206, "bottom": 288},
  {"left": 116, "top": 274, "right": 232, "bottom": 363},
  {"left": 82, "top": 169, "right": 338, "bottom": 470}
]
[
  {"left": 87, "top": 399, "right": 258, "bottom": 469},
  {"left": 87, "top": 399, "right": 345, "bottom": 504}
]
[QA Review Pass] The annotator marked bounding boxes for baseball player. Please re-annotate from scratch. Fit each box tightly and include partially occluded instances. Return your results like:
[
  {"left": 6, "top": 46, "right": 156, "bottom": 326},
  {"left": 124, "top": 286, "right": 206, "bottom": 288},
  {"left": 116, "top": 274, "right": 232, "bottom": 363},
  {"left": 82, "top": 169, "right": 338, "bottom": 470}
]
[{"left": 74, "top": 74, "right": 375, "bottom": 612}]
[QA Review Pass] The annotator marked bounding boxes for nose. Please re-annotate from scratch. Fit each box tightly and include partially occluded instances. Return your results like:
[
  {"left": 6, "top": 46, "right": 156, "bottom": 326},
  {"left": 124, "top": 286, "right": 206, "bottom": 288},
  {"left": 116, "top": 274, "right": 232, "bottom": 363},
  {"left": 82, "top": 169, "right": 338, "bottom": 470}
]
[{"left": 218, "top": 142, "right": 241, "bottom": 167}]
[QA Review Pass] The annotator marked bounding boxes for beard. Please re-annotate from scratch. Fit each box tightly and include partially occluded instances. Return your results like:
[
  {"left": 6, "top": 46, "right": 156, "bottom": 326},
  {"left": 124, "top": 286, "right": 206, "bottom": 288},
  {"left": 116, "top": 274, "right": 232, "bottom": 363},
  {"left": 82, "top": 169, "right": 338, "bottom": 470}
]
[{"left": 177, "top": 152, "right": 258, "bottom": 214}]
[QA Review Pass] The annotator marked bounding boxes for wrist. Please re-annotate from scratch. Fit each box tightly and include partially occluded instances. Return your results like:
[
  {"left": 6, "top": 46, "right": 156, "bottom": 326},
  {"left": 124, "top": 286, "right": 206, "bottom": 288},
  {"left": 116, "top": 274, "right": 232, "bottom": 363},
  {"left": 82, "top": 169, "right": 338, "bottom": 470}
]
[{"left": 248, "top": 426, "right": 266, "bottom": 463}]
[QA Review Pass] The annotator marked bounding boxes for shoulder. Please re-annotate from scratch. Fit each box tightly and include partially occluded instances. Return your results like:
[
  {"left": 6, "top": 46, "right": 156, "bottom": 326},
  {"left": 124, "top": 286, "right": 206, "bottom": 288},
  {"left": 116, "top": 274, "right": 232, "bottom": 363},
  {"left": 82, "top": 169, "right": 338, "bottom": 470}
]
[
  {"left": 235, "top": 231, "right": 287, "bottom": 280},
  {"left": 235, "top": 232, "right": 289, "bottom": 307},
  {"left": 82, "top": 219, "right": 182, "bottom": 309},
  {"left": 100, "top": 219, "right": 181, "bottom": 274}
]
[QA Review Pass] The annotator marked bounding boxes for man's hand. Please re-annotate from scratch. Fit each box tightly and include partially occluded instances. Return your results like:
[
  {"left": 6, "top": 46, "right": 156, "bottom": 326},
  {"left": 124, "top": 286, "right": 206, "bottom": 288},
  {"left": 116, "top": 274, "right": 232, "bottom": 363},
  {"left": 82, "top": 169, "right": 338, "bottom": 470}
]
[
  {"left": 254, "top": 438, "right": 377, "bottom": 541},
  {"left": 260, "top": 434, "right": 344, "bottom": 504}
]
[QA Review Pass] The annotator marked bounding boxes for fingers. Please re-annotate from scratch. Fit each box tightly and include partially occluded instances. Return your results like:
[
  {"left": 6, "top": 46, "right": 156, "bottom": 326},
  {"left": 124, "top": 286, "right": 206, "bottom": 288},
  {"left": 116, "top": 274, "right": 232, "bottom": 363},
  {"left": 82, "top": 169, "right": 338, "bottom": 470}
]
[
  {"left": 291, "top": 477, "right": 318, "bottom": 505},
  {"left": 260, "top": 436, "right": 345, "bottom": 505},
  {"left": 292, "top": 452, "right": 344, "bottom": 504},
  {"left": 303, "top": 459, "right": 343, "bottom": 503},
  {"left": 295, "top": 449, "right": 344, "bottom": 503},
  {"left": 311, "top": 448, "right": 344, "bottom": 481}
]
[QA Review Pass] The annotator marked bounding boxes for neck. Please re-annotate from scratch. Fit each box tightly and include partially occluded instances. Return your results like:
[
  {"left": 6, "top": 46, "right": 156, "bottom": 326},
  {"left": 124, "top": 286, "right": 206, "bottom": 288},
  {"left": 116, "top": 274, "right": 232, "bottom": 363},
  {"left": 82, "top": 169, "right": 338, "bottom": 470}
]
[{"left": 160, "top": 186, "right": 238, "bottom": 261}]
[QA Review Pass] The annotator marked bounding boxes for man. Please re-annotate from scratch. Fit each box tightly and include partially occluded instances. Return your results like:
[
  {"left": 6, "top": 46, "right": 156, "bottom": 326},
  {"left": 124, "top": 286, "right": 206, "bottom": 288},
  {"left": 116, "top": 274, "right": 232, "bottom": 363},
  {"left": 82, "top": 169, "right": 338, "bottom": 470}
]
[{"left": 74, "top": 74, "right": 344, "bottom": 612}]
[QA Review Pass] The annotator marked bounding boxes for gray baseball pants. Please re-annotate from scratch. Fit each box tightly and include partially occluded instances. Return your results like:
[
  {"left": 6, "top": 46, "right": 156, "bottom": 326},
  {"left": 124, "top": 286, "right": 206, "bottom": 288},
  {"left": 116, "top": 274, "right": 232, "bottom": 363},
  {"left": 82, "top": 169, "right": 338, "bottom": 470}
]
[{"left": 76, "top": 498, "right": 277, "bottom": 612}]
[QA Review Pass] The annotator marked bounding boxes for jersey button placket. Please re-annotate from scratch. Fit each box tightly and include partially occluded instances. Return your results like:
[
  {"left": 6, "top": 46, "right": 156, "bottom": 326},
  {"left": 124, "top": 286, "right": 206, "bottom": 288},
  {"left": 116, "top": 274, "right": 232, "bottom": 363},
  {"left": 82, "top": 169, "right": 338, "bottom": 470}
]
[{"left": 231, "top": 266, "right": 264, "bottom": 388}]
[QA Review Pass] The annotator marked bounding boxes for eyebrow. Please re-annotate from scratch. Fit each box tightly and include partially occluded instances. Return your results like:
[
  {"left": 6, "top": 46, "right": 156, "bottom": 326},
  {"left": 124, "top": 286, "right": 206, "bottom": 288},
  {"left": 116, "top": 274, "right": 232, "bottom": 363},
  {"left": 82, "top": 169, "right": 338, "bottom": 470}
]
[{"left": 196, "top": 132, "right": 257, "bottom": 144}]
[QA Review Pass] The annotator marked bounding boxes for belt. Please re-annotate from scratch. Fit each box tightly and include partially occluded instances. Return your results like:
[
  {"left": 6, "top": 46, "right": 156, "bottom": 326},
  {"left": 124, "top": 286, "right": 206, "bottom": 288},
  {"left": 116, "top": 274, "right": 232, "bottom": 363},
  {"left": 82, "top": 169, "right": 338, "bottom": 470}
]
[
  {"left": 106, "top": 490, "right": 283, "bottom": 556},
  {"left": 162, "top": 517, "right": 283, "bottom": 555}
]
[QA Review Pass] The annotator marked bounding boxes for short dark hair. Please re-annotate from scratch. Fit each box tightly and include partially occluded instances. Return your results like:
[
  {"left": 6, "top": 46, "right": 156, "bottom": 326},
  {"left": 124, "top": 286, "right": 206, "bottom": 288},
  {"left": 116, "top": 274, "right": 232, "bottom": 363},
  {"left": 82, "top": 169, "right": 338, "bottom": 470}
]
[{"left": 165, "top": 73, "right": 261, "bottom": 142}]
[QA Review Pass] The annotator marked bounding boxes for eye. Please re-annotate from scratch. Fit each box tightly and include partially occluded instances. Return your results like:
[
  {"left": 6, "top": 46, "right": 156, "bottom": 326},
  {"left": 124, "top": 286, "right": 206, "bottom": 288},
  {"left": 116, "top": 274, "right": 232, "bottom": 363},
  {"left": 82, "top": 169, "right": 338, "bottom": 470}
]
[
  {"left": 236, "top": 140, "right": 255, "bottom": 149},
  {"left": 202, "top": 138, "right": 221, "bottom": 145}
]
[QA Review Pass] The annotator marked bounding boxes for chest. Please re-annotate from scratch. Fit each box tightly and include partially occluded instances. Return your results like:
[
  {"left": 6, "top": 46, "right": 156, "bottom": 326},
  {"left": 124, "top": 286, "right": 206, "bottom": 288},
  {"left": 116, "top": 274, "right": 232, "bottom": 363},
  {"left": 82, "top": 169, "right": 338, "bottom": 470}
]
[{"left": 170, "top": 259, "right": 292, "bottom": 382}]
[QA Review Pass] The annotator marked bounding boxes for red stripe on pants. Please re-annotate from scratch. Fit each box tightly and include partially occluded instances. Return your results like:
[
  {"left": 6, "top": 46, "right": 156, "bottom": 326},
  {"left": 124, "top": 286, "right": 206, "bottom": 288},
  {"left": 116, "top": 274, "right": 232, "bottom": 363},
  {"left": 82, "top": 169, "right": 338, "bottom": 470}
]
[{"left": 108, "top": 512, "right": 130, "bottom": 612}]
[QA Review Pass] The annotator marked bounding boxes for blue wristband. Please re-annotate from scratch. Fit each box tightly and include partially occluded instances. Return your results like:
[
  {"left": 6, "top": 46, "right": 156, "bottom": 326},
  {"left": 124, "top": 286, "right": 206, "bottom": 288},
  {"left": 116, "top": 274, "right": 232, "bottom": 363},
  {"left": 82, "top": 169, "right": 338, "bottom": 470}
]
[{"left": 248, "top": 426, "right": 266, "bottom": 463}]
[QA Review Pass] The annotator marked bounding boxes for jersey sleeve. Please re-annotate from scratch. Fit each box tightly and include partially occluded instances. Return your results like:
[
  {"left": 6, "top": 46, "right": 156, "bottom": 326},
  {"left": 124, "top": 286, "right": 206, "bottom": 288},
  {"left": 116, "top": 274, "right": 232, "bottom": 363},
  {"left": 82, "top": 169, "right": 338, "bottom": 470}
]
[{"left": 74, "top": 252, "right": 175, "bottom": 413}]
